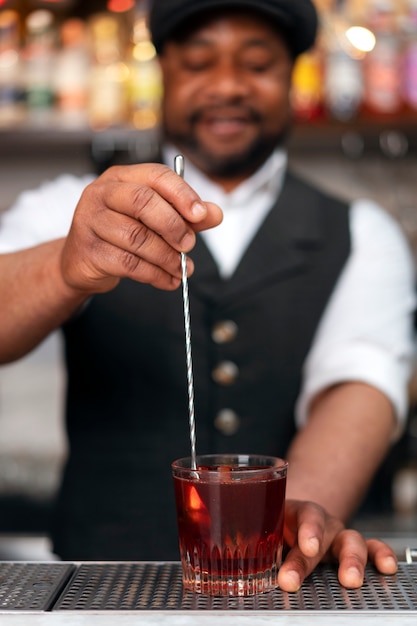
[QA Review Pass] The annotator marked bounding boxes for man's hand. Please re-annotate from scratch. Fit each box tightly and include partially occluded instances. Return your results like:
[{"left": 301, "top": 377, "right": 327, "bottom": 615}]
[
  {"left": 278, "top": 500, "right": 398, "bottom": 592},
  {"left": 61, "top": 163, "right": 222, "bottom": 295}
]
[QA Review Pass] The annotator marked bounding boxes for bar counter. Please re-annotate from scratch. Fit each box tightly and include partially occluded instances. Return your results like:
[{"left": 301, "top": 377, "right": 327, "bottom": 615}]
[
  {"left": 0, "top": 560, "right": 416, "bottom": 625},
  {"left": 1, "top": 606, "right": 417, "bottom": 624}
]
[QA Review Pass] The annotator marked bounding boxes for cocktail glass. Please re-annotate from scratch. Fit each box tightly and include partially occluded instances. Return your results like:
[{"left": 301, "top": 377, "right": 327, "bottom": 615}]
[{"left": 172, "top": 453, "right": 288, "bottom": 596}]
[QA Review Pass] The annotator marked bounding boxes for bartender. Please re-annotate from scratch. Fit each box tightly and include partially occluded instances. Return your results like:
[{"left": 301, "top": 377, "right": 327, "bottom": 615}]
[{"left": 0, "top": 0, "right": 414, "bottom": 592}]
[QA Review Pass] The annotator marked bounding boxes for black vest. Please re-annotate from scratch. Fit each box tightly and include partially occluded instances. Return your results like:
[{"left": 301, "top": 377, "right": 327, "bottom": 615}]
[{"left": 52, "top": 171, "right": 351, "bottom": 560}]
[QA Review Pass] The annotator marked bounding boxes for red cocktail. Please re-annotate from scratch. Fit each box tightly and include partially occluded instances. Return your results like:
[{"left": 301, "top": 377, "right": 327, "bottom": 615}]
[{"left": 172, "top": 454, "right": 287, "bottom": 596}]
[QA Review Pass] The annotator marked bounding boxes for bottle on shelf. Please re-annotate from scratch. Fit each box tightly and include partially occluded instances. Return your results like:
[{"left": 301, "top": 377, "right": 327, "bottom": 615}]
[
  {"left": 0, "top": 9, "right": 24, "bottom": 127},
  {"left": 403, "top": 0, "right": 417, "bottom": 111},
  {"left": 362, "top": 0, "right": 404, "bottom": 116},
  {"left": 53, "top": 17, "right": 90, "bottom": 127},
  {"left": 87, "top": 12, "right": 130, "bottom": 130},
  {"left": 291, "top": 46, "right": 324, "bottom": 121},
  {"left": 127, "top": 0, "right": 162, "bottom": 130},
  {"left": 321, "top": 0, "right": 365, "bottom": 122},
  {"left": 23, "top": 9, "right": 57, "bottom": 124}
]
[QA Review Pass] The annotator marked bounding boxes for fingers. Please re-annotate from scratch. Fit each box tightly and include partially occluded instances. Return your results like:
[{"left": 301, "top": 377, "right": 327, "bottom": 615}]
[
  {"left": 61, "top": 163, "right": 222, "bottom": 293},
  {"left": 366, "top": 538, "right": 398, "bottom": 575},
  {"left": 101, "top": 163, "right": 222, "bottom": 234},
  {"left": 77, "top": 187, "right": 193, "bottom": 285},
  {"left": 279, "top": 500, "right": 399, "bottom": 593},
  {"left": 295, "top": 503, "right": 328, "bottom": 557},
  {"left": 331, "top": 529, "right": 368, "bottom": 588},
  {"left": 84, "top": 175, "right": 193, "bottom": 256},
  {"left": 278, "top": 500, "right": 343, "bottom": 592},
  {"left": 332, "top": 533, "right": 397, "bottom": 588}
]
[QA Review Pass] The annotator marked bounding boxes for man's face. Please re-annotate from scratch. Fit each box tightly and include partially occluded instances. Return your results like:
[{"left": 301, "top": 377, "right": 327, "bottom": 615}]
[{"left": 158, "top": 10, "right": 294, "bottom": 188}]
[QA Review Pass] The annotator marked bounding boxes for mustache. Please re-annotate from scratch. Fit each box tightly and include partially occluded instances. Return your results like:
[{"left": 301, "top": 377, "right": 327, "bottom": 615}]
[{"left": 189, "top": 104, "right": 262, "bottom": 124}]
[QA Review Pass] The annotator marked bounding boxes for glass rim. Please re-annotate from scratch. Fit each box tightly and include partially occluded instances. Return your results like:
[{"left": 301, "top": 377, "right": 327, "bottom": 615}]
[{"left": 172, "top": 453, "right": 288, "bottom": 477}]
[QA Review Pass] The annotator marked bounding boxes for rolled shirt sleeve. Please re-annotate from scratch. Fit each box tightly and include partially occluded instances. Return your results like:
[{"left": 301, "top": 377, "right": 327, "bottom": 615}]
[{"left": 296, "top": 199, "right": 416, "bottom": 440}]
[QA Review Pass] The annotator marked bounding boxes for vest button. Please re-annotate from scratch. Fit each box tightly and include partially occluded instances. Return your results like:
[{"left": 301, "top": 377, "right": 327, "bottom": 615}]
[
  {"left": 214, "top": 409, "right": 241, "bottom": 435},
  {"left": 211, "top": 320, "right": 238, "bottom": 344},
  {"left": 211, "top": 361, "right": 239, "bottom": 385}
]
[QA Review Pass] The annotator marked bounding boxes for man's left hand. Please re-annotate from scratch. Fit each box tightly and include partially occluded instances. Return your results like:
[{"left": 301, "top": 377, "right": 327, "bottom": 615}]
[{"left": 278, "top": 500, "right": 398, "bottom": 592}]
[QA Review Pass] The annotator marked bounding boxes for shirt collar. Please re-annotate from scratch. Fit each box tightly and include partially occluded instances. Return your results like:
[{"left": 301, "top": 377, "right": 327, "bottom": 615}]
[{"left": 163, "top": 145, "right": 287, "bottom": 208}]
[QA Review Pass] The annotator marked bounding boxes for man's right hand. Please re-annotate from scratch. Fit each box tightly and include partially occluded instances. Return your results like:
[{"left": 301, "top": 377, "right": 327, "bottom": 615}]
[{"left": 61, "top": 163, "right": 222, "bottom": 294}]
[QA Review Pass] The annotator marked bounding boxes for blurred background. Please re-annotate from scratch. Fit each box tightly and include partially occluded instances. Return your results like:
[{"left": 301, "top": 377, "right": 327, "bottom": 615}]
[{"left": 0, "top": 0, "right": 416, "bottom": 559}]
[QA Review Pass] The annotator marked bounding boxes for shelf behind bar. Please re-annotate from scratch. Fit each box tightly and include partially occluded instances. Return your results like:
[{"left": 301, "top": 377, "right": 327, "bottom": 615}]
[{"left": 1, "top": 115, "right": 417, "bottom": 156}]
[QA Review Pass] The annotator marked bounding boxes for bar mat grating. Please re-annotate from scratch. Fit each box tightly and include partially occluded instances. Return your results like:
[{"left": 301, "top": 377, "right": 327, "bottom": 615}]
[
  {"left": 0, "top": 562, "right": 75, "bottom": 611},
  {"left": 0, "top": 562, "right": 416, "bottom": 612},
  {"left": 53, "top": 562, "right": 417, "bottom": 611}
]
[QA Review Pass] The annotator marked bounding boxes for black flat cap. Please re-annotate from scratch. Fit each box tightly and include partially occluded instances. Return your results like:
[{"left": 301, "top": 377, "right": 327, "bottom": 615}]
[{"left": 149, "top": 0, "right": 318, "bottom": 57}]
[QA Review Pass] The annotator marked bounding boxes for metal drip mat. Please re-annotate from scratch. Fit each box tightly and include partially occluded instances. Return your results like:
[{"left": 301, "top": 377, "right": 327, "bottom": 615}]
[
  {"left": 0, "top": 561, "right": 416, "bottom": 613},
  {"left": 54, "top": 562, "right": 417, "bottom": 611},
  {"left": 0, "top": 562, "right": 75, "bottom": 611}
]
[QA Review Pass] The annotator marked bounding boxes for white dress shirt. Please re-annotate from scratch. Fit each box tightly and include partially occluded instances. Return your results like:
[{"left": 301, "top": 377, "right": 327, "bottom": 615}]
[{"left": 0, "top": 150, "right": 415, "bottom": 436}]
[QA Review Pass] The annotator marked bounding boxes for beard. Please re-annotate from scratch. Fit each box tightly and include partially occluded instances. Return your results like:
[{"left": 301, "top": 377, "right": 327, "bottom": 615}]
[{"left": 163, "top": 107, "right": 292, "bottom": 179}]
